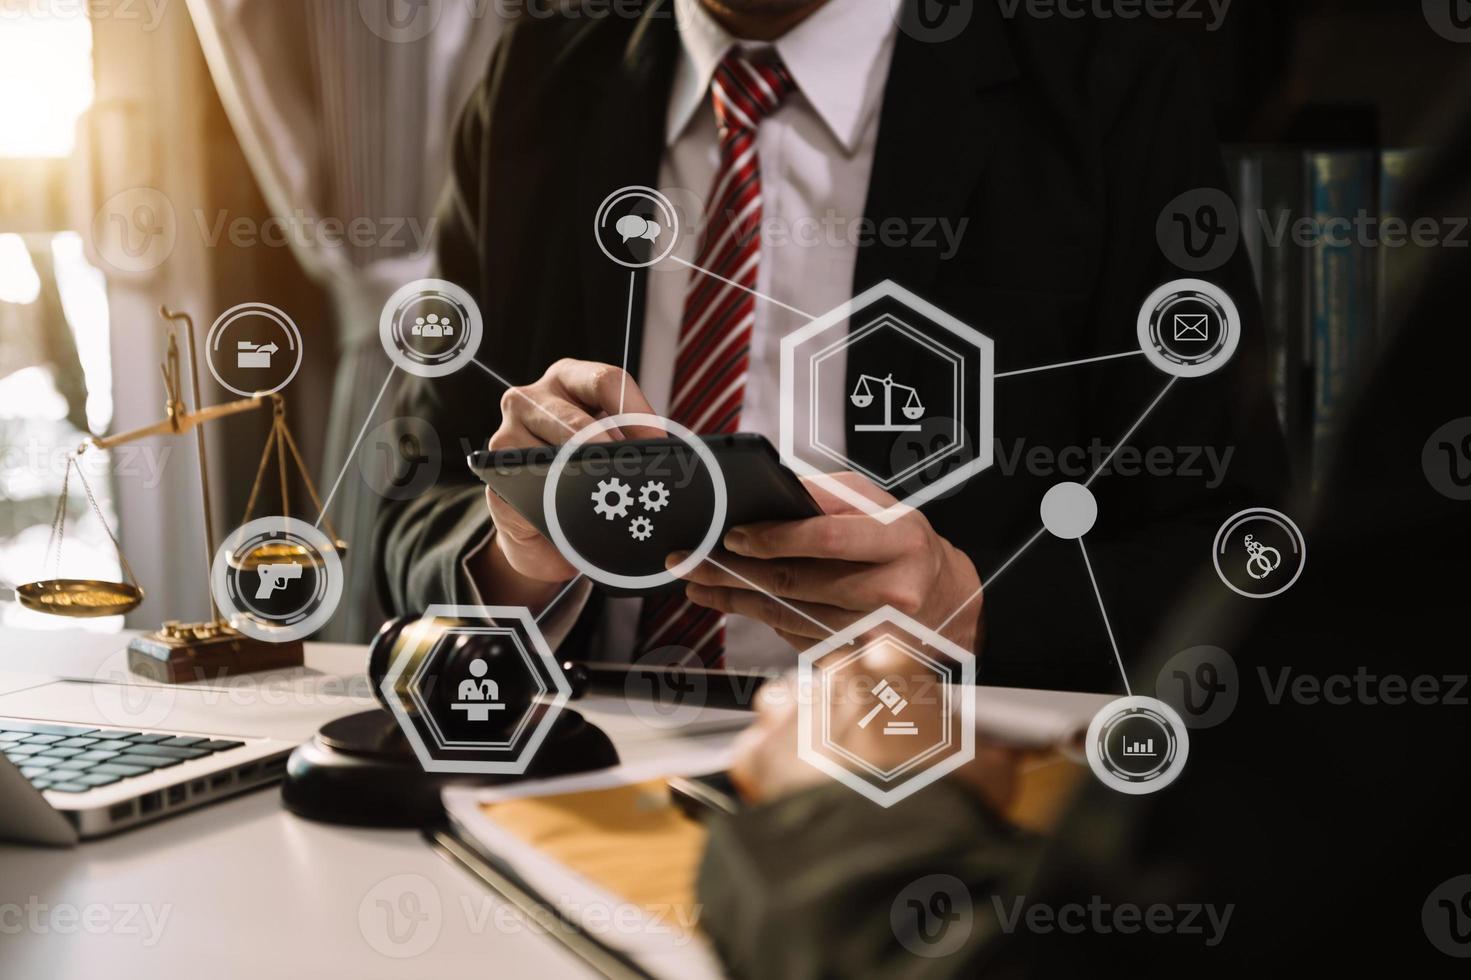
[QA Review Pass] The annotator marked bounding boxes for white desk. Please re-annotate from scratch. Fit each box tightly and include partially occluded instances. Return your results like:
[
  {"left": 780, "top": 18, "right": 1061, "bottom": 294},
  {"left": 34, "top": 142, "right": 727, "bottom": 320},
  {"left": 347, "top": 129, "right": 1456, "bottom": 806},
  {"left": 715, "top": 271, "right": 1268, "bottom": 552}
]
[{"left": 0, "top": 627, "right": 742, "bottom": 980}]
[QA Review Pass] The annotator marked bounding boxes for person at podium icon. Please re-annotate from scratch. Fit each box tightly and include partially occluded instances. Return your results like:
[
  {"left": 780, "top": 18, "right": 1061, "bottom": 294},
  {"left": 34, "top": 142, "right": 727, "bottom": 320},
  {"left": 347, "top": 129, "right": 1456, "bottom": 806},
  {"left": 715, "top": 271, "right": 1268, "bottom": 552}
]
[{"left": 452, "top": 658, "right": 504, "bottom": 722}]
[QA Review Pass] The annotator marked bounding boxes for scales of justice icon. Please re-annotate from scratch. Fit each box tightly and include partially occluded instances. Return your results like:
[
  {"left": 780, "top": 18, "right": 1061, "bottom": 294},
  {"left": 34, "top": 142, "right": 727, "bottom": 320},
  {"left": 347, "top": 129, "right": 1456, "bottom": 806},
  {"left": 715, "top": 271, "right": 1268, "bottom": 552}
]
[
  {"left": 850, "top": 374, "right": 925, "bottom": 433},
  {"left": 8, "top": 308, "right": 346, "bottom": 683}
]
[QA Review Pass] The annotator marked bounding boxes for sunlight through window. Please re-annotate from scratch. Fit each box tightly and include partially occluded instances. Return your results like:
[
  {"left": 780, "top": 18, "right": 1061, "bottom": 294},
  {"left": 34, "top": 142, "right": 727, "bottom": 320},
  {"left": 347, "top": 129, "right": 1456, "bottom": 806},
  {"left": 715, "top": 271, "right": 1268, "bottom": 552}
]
[{"left": 0, "top": 10, "right": 95, "bottom": 157}]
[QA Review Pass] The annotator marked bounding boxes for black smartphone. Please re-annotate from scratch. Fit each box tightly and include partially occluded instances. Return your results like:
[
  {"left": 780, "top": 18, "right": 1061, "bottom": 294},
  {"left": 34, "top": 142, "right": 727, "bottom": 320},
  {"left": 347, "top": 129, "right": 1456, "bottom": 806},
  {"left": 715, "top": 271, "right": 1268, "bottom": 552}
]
[{"left": 467, "top": 433, "right": 820, "bottom": 594}]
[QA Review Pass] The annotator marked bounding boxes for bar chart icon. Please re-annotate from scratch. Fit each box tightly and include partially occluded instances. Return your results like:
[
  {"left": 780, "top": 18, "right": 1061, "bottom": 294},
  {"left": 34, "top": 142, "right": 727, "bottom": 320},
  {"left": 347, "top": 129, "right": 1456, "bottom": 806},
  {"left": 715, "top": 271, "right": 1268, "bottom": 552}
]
[{"left": 1122, "top": 737, "right": 1155, "bottom": 757}]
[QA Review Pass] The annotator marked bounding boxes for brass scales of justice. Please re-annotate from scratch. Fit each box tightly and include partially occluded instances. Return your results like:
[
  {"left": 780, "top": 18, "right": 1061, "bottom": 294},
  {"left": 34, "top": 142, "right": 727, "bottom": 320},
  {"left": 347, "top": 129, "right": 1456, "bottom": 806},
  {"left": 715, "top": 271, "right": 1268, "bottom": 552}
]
[{"left": 11, "top": 307, "right": 346, "bottom": 683}]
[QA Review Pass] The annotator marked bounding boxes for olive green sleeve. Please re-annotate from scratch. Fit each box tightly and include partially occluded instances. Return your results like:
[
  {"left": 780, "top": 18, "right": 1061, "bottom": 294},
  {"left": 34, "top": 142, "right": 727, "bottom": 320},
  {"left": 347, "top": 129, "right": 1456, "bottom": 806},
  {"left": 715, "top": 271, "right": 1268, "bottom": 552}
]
[{"left": 696, "top": 781, "right": 1043, "bottom": 979}]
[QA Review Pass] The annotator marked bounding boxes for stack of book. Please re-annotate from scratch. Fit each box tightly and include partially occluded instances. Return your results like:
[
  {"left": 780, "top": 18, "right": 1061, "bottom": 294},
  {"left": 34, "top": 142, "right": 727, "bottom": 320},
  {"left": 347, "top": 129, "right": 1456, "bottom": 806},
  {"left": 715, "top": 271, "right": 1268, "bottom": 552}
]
[{"left": 1226, "top": 147, "right": 1428, "bottom": 489}]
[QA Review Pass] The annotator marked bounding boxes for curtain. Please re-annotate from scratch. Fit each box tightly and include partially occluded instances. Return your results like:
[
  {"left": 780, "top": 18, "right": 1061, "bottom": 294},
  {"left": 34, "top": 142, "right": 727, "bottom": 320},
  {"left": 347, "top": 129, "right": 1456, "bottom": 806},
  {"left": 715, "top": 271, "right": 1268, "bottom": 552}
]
[{"left": 185, "top": 0, "right": 501, "bottom": 640}]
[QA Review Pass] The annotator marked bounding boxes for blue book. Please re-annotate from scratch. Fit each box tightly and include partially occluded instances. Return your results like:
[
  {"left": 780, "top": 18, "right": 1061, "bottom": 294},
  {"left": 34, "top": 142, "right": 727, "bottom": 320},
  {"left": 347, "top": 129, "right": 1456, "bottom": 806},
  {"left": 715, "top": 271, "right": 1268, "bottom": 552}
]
[
  {"left": 1377, "top": 149, "right": 1427, "bottom": 344},
  {"left": 1307, "top": 151, "right": 1376, "bottom": 488}
]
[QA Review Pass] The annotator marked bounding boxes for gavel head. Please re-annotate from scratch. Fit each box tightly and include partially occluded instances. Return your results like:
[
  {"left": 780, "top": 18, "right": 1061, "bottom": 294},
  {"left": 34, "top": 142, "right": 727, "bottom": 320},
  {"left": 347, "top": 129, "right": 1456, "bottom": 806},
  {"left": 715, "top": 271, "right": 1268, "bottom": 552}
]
[{"left": 368, "top": 614, "right": 551, "bottom": 742}]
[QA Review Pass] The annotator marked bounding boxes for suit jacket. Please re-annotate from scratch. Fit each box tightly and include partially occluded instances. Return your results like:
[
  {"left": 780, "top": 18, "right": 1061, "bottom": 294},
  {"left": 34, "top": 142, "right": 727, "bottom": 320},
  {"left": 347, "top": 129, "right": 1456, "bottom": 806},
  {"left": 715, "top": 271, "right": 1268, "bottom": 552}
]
[{"left": 376, "top": 0, "right": 1287, "bottom": 691}]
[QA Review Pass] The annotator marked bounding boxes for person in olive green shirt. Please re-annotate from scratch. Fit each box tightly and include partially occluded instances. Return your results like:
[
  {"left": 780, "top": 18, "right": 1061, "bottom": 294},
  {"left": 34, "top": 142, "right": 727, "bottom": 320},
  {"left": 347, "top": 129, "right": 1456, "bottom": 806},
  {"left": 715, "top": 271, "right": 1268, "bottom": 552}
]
[{"left": 694, "top": 105, "right": 1471, "bottom": 975}]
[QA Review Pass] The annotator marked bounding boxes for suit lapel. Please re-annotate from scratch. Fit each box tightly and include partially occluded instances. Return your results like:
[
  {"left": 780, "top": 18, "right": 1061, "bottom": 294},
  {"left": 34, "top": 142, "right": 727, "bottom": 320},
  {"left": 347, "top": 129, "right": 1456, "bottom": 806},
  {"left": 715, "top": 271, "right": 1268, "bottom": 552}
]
[
  {"left": 845, "top": 1, "right": 1019, "bottom": 463},
  {"left": 575, "top": 1, "right": 681, "bottom": 373}
]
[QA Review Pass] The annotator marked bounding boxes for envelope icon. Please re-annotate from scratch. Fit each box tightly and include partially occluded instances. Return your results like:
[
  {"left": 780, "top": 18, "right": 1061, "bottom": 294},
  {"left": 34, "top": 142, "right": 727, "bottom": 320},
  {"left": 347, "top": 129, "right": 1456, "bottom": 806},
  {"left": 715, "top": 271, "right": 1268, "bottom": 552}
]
[{"left": 1173, "top": 313, "right": 1209, "bottom": 342}]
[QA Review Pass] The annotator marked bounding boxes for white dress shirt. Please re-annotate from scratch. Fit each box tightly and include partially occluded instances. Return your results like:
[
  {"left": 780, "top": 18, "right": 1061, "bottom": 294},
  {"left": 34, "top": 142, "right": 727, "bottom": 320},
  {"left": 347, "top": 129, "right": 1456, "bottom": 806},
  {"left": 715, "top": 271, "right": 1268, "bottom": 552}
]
[{"left": 470, "top": 0, "right": 898, "bottom": 669}]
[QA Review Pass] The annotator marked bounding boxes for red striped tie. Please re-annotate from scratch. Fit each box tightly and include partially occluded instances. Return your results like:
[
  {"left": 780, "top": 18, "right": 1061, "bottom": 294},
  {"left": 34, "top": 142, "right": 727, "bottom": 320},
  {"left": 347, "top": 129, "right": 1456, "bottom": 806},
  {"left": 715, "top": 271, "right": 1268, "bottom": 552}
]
[{"left": 637, "top": 51, "right": 795, "bottom": 669}]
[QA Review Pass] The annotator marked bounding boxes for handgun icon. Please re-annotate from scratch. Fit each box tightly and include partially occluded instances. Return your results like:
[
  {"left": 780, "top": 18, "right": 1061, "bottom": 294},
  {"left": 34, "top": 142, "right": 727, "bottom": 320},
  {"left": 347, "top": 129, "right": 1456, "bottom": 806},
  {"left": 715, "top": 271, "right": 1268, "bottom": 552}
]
[{"left": 255, "top": 562, "right": 302, "bottom": 599}]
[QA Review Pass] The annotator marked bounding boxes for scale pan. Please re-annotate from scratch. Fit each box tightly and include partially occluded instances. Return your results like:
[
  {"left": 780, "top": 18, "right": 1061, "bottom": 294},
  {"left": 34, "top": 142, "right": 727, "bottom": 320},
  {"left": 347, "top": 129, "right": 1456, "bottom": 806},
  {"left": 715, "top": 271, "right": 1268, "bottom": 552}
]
[
  {"left": 227, "top": 539, "right": 345, "bottom": 571},
  {"left": 15, "top": 579, "right": 144, "bottom": 618}
]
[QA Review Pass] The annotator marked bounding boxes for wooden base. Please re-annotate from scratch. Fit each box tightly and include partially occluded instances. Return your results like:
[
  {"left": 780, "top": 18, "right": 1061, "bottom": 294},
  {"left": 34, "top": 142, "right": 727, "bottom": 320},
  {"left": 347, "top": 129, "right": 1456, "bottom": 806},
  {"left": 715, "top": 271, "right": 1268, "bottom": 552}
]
[{"left": 127, "top": 622, "right": 304, "bottom": 684}]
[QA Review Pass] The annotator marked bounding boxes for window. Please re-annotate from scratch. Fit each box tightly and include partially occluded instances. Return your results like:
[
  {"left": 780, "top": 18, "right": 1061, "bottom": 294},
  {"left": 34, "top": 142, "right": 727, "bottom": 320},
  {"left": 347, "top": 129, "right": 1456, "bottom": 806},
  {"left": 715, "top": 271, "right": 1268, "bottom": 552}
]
[{"left": 0, "top": 9, "right": 119, "bottom": 631}]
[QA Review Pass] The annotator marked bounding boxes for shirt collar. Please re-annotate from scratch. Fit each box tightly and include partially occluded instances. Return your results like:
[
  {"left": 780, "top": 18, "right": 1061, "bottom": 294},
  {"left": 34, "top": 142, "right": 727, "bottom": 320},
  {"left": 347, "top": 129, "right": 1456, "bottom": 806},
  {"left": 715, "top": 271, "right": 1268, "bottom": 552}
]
[{"left": 666, "top": 0, "right": 898, "bottom": 154}]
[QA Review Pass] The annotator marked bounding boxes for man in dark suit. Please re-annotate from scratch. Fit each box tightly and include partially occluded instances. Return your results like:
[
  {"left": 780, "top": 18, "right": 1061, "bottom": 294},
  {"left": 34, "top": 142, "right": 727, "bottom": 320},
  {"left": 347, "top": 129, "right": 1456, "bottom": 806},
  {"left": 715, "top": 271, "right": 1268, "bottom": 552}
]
[{"left": 377, "top": 0, "right": 1284, "bottom": 691}]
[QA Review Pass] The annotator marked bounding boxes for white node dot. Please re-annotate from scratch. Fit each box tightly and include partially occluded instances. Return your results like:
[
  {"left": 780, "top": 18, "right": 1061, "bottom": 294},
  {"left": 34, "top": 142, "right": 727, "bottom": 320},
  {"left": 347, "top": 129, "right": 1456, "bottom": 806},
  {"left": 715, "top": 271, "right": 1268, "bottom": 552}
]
[{"left": 1040, "top": 482, "right": 1098, "bottom": 540}]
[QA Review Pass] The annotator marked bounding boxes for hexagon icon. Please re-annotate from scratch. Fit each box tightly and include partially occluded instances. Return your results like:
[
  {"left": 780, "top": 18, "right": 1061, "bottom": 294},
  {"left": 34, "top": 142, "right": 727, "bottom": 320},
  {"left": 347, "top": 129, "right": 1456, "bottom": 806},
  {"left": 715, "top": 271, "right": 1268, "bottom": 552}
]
[
  {"left": 797, "top": 606, "right": 977, "bottom": 808},
  {"left": 380, "top": 604, "right": 572, "bottom": 774},
  {"left": 781, "top": 281, "right": 994, "bottom": 524}
]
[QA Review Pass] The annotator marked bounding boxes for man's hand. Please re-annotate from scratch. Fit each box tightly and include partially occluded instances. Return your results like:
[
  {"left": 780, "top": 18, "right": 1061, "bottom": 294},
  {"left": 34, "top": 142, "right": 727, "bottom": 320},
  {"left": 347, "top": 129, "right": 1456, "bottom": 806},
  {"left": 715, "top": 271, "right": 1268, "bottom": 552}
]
[
  {"left": 730, "top": 658, "right": 1021, "bottom": 813},
  {"left": 670, "top": 472, "right": 984, "bottom": 652},
  {"left": 474, "top": 359, "right": 663, "bottom": 605}
]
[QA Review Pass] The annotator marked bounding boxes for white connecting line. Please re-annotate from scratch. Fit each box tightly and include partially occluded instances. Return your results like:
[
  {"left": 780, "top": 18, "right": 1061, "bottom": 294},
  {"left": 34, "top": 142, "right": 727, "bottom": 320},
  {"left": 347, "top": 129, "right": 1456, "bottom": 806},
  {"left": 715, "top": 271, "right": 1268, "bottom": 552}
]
[
  {"left": 994, "top": 349, "right": 1145, "bottom": 379},
  {"left": 316, "top": 365, "right": 399, "bottom": 530},
  {"left": 1084, "top": 376, "right": 1178, "bottom": 489},
  {"left": 670, "top": 255, "right": 817, "bottom": 320},
  {"left": 1078, "top": 537, "right": 1131, "bottom": 695},
  {"left": 618, "top": 270, "right": 636, "bottom": 414},
  {"left": 934, "top": 374, "right": 1179, "bottom": 691},
  {"left": 469, "top": 357, "right": 578, "bottom": 437},
  {"left": 703, "top": 556, "right": 837, "bottom": 638}
]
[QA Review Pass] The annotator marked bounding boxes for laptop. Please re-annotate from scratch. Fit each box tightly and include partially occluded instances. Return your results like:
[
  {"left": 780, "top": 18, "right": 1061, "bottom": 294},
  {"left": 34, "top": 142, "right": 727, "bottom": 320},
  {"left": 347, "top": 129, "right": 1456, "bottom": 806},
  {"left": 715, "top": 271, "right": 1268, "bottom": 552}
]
[{"left": 0, "top": 669, "right": 356, "bottom": 845}]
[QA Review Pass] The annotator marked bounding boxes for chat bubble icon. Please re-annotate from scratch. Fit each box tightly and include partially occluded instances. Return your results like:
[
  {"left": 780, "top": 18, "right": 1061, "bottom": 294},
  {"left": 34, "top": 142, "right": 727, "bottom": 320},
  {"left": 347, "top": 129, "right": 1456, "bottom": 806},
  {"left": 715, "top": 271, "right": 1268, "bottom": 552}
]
[{"left": 615, "top": 214, "right": 662, "bottom": 244}]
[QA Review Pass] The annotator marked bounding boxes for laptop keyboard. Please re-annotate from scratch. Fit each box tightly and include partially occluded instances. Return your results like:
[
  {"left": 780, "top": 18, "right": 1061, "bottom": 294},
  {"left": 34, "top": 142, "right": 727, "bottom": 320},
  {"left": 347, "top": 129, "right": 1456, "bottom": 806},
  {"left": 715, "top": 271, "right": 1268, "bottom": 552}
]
[{"left": 0, "top": 719, "right": 244, "bottom": 795}]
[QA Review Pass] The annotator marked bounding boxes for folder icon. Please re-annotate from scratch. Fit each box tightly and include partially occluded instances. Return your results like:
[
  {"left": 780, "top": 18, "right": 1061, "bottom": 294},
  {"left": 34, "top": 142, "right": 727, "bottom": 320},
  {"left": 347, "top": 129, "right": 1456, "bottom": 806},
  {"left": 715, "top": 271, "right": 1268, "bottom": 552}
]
[{"left": 1173, "top": 313, "right": 1209, "bottom": 342}]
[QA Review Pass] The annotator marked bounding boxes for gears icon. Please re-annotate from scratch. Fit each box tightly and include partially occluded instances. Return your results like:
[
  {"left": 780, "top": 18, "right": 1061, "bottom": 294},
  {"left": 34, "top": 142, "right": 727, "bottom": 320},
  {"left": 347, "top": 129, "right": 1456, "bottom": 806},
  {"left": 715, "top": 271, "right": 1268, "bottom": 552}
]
[
  {"left": 638, "top": 481, "right": 670, "bottom": 512},
  {"left": 591, "top": 478, "right": 634, "bottom": 520},
  {"left": 589, "top": 475, "right": 676, "bottom": 543}
]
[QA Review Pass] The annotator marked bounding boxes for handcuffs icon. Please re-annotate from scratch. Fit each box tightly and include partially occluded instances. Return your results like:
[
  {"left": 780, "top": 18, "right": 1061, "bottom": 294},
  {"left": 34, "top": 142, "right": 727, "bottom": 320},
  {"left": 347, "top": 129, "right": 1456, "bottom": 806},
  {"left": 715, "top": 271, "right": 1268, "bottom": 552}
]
[{"left": 1244, "top": 534, "right": 1282, "bottom": 580}]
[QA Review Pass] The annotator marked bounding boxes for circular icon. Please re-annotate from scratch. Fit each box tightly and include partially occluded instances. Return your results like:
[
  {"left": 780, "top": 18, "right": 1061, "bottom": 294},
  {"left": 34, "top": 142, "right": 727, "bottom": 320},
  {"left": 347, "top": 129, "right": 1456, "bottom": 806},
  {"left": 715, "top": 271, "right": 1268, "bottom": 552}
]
[
  {"left": 887, "top": 416, "right": 975, "bottom": 503},
  {"left": 379, "top": 278, "right": 483, "bottom": 378},
  {"left": 1039, "top": 481, "right": 1097, "bottom": 540},
  {"left": 91, "top": 187, "right": 177, "bottom": 274},
  {"left": 1136, "top": 279, "right": 1241, "bottom": 379},
  {"left": 1155, "top": 646, "right": 1238, "bottom": 729},
  {"left": 890, "top": 0, "right": 973, "bottom": 44},
  {"left": 206, "top": 303, "right": 304, "bottom": 397},
  {"left": 1423, "top": 874, "right": 1471, "bottom": 958},
  {"left": 89, "top": 647, "right": 178, "bottom": 730},
  {"left": 1156, "top": 187, "right": 1241, "bottom": 272},
  {"left": 1424, "top": 0, "right": 1471, "bottom": 43},
  {"left": 1422, "top": 417, "right": 1471, "bottom": 501},
  {"left": 543, "top": 413, "right": 726, "bottom": 591},
  {"left": 358, "top": 416, "right": 442, "bottom": 501},
  {"left": 357, "top": 873, "right": 442, "bottom": 958},
  {"left": 1212, "top": 508, "right": 1306, "bottom": 599},
  {"left": 623, "top": 648, "right": 710, "bottom": 731},
  {"left": 890, "top": 874, "right": 974, "bottom": 958},
  {"left": 1085, "top": 695, "right": 1190, "bottom": 795},
  {"left": 593, "top": 186, "right": 680, "bottom": 269},
  {"left": 358, "top": 0, "right": 443, "bottom": 44},
  {"left": 211, "top": 516, "right": 344, "bottom": 643}
]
